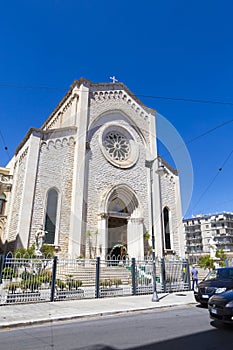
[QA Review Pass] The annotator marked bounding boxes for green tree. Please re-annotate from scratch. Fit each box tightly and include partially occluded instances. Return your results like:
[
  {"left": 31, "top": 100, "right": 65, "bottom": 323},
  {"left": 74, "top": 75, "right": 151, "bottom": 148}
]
[
  {"left": 198, "top": 255, "right": 214, "bottom": 270},
  {"left": 216, "top": 249, "right": 227, "bottom": 267}
]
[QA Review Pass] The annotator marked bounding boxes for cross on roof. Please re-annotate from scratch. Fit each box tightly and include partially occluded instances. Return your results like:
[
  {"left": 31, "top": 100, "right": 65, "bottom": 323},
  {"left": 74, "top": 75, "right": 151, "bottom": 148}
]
[{"left": 110, "top": 76, "right": 118, "bottom": 83}]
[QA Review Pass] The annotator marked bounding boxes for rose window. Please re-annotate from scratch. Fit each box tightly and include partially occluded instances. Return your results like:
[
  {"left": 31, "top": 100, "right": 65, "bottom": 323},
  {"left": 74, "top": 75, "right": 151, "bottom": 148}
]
[{"left": 104, "top": 132, "right": 130, "bottom": 161}]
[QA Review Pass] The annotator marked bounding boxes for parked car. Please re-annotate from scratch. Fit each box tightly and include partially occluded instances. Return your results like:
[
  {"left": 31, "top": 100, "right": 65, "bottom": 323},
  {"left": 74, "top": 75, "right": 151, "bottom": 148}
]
[
  {"left": 194, "top": 267, "right": 233, "bottom": 306},
  {"left": 208, "top": 289, "right": 233, "bottom": 324}
]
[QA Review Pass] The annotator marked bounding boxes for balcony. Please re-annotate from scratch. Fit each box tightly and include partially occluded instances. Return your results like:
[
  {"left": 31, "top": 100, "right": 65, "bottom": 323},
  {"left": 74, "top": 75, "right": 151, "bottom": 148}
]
[{"left": 0, "top": 173, "right": 13, "bottom": 192}]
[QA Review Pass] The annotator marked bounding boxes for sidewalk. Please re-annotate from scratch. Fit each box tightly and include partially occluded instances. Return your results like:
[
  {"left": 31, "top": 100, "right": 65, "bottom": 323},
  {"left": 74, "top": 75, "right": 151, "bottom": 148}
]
[{"left": 0, "top": 291, "right": 196, "bottom": 329}]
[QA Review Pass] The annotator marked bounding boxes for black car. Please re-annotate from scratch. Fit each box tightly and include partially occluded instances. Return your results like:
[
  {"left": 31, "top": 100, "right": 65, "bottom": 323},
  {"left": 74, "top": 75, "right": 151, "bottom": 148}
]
[
  {"left": 194, "top": 267, "right": 233, "bottom": 306},
  {"left": 208, "top": 289, "right": 233, "bottom": 324}
]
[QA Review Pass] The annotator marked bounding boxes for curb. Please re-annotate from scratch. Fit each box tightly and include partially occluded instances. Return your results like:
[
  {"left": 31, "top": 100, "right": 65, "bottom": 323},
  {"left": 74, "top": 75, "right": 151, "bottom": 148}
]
[{"left": 0, "top": 301, "right": 196, "bottom": 330}]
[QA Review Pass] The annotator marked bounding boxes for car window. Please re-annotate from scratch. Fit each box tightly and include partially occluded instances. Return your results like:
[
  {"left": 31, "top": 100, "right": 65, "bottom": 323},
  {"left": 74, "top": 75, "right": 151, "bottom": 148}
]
[
  {"left": 217, "top": 270, "right": 229, "bottom": 279},
  {"left": 204, "top": 270, "right": 218, "bottom": 280},
  {"left": 204, "top": 268, "right": 233, "bottom": 281}
]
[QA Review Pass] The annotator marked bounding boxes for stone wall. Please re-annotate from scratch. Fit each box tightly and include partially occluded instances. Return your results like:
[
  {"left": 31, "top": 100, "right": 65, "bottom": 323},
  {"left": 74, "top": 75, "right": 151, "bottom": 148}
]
[
  {"left": 160, "top": 170, "right": 183, "bottom": 256},
  {"left": 7, "top": 149, "right": 28, "bottom": 243},
  {"left": 86, "top": 122, "right": 150, "bottom": 230},
  {"left": 29, "top": 134, "right": 75, "bottom": 254}
]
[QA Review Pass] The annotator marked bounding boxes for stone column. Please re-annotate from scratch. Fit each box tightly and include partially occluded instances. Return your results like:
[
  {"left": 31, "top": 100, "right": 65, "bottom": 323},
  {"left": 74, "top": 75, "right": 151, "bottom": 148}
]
[
  {"left": 69, "top": 83, "right": 89, "bottom": 258},
  {"left": 17, "top": 132, "right": 41, "bottom": 248},
  {"left": 127, "top": 217, "right": 144, "bottom": 260},
  {"left": 97, "top": 213, "right": 108, "bottom": 260}
]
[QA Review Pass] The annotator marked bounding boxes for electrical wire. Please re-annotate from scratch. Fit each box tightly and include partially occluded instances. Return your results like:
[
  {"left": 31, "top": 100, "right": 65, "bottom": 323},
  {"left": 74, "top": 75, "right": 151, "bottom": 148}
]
[
  {"left": 190, "top": 150, "right": 233, "bottom": 213},
  {"left": 158, "top": 118, "right": 233, "bottom": 160},
  {"left": 138, "top": 94, "right": 233, "bottom": 107},
  {"left": 0, "top": 82, "right": 233, "bottom": 164},
  {"left": 0, "top": 129, "right": 11, "bottom": 161},
  {"left": 186, "top": 119, "right": 233, "bottom": 145},
  {"left": 1, "top": 81, "right": 233, "bottom": 107},
  {"left": 0, "top": 83, "right": 65, "bottom": 91}
]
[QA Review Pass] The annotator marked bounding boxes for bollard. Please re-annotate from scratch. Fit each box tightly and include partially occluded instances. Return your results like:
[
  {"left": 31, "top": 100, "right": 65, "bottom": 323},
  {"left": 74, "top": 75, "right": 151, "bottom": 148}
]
[
  {"left": 95, "top": 257, "right": 100, "bottom": 298},
  {"left": 50, "top": 256, "right": 58, "bottom": 302}
]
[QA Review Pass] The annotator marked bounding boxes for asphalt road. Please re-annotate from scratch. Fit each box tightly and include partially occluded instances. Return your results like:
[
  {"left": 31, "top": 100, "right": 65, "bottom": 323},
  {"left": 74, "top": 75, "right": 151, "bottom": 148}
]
[{"left": 0, "top": 305, "right": 232, "bottom": 350}]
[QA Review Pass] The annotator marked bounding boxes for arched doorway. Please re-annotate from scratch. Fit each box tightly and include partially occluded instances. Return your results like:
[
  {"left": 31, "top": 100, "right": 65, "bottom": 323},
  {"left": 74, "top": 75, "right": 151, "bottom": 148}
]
[
  {"left": 101, "top": 185, "right": 144, "bottom": 259},
  {"left": 107, "top": 197, "right": 129, "bottom": 256}
]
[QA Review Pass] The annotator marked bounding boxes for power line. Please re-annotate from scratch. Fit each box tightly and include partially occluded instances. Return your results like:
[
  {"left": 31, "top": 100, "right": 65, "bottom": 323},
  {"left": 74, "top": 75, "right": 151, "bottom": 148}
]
[
  {"left": 191, "top": 149, "right": 233, "bottom": 212},
  {"left": 158, "top": 118, "right": 233, "bottom": 160},
  {"left": 0, "top": 129, "right": 11, "bottom": 161},
  {"left": 186, "top": 119, "right": 233, "bottom": 145},
  {"left": 1, "top": 82, "right": 233, "bottom": 107},
  {"left": 0, "top": 82, "right": 233, "bottom": 164},
  {"left": 138, "top": 94, "right": 233, "bottom": 107},
  {"left": 0, "top": 83, "right": 65, "bottom": 91}
]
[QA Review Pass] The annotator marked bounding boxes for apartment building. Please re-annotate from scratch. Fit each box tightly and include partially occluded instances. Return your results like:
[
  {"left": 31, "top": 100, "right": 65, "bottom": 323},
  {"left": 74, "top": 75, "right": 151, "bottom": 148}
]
[{"left": 183, "top": 212, "right": 233, "bottom": 263}]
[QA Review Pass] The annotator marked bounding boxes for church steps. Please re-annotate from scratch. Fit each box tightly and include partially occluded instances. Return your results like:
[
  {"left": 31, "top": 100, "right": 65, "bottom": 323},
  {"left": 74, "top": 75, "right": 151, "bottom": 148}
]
[{"left": 56, "top": 265, "right": 131, "bottom": 287}]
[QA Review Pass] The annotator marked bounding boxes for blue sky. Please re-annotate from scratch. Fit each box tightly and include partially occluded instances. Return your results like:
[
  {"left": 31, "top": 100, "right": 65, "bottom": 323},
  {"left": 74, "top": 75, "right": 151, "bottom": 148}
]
[{"left": 0, "top": 0, "right": 232, "bottom": 218}]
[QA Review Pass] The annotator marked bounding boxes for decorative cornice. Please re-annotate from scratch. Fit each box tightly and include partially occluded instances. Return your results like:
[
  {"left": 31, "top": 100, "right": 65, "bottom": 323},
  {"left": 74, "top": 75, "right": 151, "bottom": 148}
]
[
  {"left": 91, "top": 89, "right": 151, "bottom": 122},
  {"left": 15, "top": 127, "right": 77, "bottom": 156},
  {"left": 40, "top": 136, "right": 75, "bottom": 152},
  {"left": 19, "top": 147, "right": 29, "bottom": 164},
  {"left": 89, "top": 81, "right": 155, "bottom": 115}
]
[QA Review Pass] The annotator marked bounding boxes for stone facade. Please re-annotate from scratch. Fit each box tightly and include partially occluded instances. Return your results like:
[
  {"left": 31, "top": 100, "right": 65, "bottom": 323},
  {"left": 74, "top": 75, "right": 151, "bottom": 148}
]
[
  {"left": 0, "top": 167, "right": 12, "bottom": 252},
  {"left": 2, "top": 78, "right": 184, "bottom": 259}
]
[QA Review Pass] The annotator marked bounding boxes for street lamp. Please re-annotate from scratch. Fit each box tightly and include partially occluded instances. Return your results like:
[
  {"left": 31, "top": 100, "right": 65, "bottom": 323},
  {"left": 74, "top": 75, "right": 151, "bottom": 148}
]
[{"left": 145, "top": 158, "right": 159, "bottom": 302}]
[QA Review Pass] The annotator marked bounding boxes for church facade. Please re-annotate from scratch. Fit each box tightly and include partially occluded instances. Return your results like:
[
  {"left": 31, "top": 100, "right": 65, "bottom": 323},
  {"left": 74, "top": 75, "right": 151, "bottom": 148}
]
[{"left": 1, "top": 79, "right": 184, "bottom": 259}]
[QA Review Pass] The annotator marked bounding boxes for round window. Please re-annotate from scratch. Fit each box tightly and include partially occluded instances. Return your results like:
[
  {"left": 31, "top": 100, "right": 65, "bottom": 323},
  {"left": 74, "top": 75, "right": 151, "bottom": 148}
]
[
  {"left": 104, "top": 131, "right": 130, "bottom": 161},
  {"left": 99, "top": 124, "right": 139, "bottom": 168}
]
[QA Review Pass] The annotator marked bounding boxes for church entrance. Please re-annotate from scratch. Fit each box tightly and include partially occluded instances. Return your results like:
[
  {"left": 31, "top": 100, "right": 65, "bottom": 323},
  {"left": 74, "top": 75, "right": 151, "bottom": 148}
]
[
  {"left": 107, "top": 216, "right": 127, "bottom": 257},
  {"left": 100, "top": 184, "right": 144, "bottom": 260}
]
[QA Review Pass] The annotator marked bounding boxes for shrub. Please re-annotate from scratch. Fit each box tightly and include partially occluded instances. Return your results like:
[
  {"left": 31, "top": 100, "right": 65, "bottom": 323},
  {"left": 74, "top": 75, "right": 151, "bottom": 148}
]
[
  {"left": 100, "top": 279, "right": 113, "bottom": 288},
  {"left": 20, "top": 276, "right": 42, "bottom": 291},
  {"left": 20, "top": 270, "right": 32, "bottom": 280},
  {"left": 2, "top": 267, "right": 18, "bottom": 279},
  {"left": 14, "top": 244, "right": 36, "bottom": 258},
  {"left": 112, "top": 278, "right": 122, "bottom": 287},
  {"left": 41, "top": 244, "right": 55, "bottom": 258},
  {"left": 8, "top": 282, "right": 20, "bottom": 294},
  {"left": 100, "top": 279, "right": 122, "bottom": 288},
  {"left": 67, "top": 279, "right": 82, "bottom": 290},
  {"left": 40, "top": 270, "right": 52, "bottom": 283},
  {"left": 56, "top": 279, "right": 66, "bottom": 290}
]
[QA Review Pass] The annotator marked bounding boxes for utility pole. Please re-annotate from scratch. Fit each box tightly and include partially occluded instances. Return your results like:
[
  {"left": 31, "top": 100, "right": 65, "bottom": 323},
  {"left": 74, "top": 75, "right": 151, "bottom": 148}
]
[{"left": 145, "top": 159, "right": 159, "bottom": 302}]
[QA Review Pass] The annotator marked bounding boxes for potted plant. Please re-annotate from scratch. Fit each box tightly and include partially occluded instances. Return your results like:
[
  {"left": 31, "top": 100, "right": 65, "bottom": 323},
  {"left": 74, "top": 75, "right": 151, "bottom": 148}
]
[
  {"left": 56, "top": 279, "right": 66, "bottom": 291},
  {"left": 99, "top": 278, "right": 123, "bottom": 297},
  {"left": 8, "top": 281, "right": 20, "bottom": 294},
  {"left": 2, "top": 267, "right": 18, "bottom": 280},
  {"left": 39, "top": 270, "right": 52, "bottom": 287}
]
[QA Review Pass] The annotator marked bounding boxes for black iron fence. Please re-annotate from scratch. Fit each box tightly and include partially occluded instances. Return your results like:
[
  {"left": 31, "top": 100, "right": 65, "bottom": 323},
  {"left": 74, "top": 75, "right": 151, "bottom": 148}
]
[{"left": 0, "top": 254, "right": 191, "bottom": 305}]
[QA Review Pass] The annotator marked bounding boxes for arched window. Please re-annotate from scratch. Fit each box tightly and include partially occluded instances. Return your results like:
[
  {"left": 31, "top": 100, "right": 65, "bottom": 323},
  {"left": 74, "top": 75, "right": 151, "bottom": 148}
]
[
  {"left": 44, "top": 189, "right": 58, "bottom": 244},
  {"left": 0, "top": 193, "right": 6, "bottom": 215},
  {"left": 108, "top": 198, "right": 128, "bottom": 214},
  {"left": 163, "top": 207, "right": 171, "bottom": 250}
]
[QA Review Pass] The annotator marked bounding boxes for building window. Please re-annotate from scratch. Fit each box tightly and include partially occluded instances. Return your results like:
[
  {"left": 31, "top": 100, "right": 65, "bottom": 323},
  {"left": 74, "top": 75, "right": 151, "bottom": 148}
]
[
  {"left": 0, "top": 193, "right": 6, "bottom": 215},
  {"left": 163, "top": 207, "right": 171, "bottom": 250},
  {"left": 44, "top": 188, "right": 58, "bottom": 244},
  {"left": 104, "top": 131, "right": 130, "bottom": 161}
]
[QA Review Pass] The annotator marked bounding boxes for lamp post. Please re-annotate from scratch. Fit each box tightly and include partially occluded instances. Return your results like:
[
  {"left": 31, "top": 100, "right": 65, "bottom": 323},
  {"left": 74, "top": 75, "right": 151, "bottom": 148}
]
[{"left": 145, "top": 158, "right": 159, "bottom": 302}]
